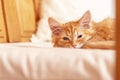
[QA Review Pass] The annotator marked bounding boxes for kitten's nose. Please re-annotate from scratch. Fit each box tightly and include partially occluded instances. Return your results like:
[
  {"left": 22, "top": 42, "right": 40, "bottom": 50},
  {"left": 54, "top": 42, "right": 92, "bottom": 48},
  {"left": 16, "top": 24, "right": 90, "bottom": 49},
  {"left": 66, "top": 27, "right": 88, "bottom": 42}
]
[{"left": 72, "top": 45, "right": 77, "bottom": 48}]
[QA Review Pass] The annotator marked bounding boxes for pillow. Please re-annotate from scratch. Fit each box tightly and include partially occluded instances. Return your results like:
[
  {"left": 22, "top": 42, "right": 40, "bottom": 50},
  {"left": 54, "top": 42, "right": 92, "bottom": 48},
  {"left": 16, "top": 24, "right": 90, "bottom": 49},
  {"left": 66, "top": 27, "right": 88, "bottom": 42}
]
[{"left": 31, "top": 0, "right": 115, "bottom": 42}]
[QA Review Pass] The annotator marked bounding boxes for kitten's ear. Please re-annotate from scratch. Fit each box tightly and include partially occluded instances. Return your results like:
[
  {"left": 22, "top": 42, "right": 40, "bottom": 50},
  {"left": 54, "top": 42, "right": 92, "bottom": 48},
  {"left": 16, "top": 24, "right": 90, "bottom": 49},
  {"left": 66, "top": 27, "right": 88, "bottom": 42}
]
[
  {"left": 80, "top": 10, "right": 91, "bottom": 29},
  {"left": 48, "top": 17, "right": 62, "bottom": 35}
]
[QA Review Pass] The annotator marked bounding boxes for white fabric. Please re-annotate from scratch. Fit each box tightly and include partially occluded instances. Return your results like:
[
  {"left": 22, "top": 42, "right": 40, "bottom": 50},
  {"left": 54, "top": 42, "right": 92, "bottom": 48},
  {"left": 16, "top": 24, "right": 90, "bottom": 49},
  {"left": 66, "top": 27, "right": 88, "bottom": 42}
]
[{"left": 0, "top": 42, "right": 115, "bottom": 80}]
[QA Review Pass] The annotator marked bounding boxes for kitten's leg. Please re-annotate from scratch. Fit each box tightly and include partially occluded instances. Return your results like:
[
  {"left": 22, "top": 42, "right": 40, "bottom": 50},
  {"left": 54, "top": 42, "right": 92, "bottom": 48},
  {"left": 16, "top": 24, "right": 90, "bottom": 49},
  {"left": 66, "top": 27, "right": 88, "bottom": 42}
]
[{"left": 82, "top": 41, "right": 115, "bottom": 49}]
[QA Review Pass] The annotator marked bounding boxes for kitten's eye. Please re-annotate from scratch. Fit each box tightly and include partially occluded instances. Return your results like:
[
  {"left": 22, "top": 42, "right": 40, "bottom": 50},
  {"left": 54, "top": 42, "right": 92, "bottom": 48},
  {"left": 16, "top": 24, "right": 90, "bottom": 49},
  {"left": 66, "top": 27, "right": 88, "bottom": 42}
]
[
  {"left": 77, "top": 34, "right": 83, "bottom": 38},
  {"left": 62, "top": 37, "right": 70, "bottom": 40}
]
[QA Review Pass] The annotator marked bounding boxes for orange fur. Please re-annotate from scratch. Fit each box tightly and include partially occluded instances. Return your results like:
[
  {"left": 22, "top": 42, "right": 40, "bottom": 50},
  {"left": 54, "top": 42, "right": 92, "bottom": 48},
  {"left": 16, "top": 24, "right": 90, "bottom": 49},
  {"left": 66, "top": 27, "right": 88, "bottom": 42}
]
[{"left": 48, "top": 10, "right": 115, "bottom": 49}]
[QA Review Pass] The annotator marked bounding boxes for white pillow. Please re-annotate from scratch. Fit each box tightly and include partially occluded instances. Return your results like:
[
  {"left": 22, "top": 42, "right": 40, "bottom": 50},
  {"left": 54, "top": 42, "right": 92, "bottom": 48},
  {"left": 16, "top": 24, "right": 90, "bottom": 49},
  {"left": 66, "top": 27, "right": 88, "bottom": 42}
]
[{"left": 31, "top": 0, "right": 115, "bottom": 42}]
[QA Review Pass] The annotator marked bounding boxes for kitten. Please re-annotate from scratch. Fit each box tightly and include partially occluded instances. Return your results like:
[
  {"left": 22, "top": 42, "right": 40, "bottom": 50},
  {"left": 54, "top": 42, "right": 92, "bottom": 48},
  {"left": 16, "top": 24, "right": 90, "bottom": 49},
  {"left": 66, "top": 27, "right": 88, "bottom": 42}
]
[{"left": 48, "top": 10, "right": 115, "bottom": 49}]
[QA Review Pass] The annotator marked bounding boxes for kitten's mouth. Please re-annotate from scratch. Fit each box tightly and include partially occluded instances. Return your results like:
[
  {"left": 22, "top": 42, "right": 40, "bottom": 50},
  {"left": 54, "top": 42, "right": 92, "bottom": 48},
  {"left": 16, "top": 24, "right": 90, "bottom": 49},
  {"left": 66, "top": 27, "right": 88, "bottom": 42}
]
[
  {"left": 71, "top": 45, "right": 80, "bottom": 48},
  {"left": 72, "top": 45, "right": 77, "bottom": 48},
  {"left": 72, "top": 43, "right": 86, "bottom": 48}
]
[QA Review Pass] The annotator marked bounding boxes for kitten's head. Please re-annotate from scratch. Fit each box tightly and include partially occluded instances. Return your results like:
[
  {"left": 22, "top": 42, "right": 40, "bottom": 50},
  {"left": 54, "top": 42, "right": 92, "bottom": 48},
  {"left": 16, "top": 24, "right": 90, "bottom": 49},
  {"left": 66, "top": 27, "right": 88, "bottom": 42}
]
[{"left": 48, "top": 10, "right": 94, "bottom": 48}]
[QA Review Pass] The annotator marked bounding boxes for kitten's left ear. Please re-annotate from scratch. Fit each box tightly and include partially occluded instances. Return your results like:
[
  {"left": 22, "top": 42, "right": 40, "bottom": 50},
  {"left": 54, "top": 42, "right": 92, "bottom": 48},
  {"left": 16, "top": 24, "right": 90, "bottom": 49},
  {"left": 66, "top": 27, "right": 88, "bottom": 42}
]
[
  {"left": 48, "top": 17, "right": 62, "bottom": 35},
  {"left": 80, "top": 10, "right": 91, "bottom": 29}
]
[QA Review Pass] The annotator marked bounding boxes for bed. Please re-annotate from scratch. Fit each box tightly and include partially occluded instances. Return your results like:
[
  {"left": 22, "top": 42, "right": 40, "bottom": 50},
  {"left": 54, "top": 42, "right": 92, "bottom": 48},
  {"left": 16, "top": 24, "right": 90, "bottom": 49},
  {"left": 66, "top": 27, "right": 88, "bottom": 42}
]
[
  {"left": 0, "top": 0, "right": 116, "bottom": 80},
  {"left": 0, "top": 42, "right": 116, "bottom": 80}
]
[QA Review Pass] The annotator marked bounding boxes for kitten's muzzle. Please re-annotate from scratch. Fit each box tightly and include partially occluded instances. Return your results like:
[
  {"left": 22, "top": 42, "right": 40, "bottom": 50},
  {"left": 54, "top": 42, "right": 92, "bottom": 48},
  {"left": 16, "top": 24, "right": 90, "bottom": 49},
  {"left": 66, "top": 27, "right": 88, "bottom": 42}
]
[{"left": 72, "top": 45, "right": 77, "bottom": 48}]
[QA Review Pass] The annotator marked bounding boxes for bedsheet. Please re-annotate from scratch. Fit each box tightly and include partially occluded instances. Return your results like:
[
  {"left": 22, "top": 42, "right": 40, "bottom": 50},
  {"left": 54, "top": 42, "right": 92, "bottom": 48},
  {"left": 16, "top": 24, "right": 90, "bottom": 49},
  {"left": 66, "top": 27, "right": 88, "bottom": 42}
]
[{"left": 0, "top": 42, "right": 116, "bottom": 80}]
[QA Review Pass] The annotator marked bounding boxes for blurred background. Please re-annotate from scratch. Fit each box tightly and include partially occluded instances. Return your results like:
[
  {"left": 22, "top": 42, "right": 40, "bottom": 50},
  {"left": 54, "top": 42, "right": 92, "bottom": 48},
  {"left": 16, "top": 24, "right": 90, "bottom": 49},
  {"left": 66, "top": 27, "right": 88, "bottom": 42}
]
[{"left": 0, "top": 0, "right": 115, "bottom": 43}]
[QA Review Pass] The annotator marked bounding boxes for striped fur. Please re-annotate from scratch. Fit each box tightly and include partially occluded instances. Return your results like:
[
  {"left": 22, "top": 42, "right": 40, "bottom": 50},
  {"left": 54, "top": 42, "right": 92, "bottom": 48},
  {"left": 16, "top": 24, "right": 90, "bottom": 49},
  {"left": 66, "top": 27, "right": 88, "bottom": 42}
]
[{"left": 48, "top": 10, "right": 115, "bottom": 48}]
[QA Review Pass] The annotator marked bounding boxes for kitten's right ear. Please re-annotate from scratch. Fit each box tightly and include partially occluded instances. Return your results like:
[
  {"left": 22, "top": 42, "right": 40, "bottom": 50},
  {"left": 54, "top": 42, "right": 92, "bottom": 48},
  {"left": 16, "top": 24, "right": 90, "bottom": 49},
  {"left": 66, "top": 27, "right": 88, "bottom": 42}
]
[
  {"left": 48, "top": 17, "right": 62, "bottom": 35},
  {"left": 80, "top": 10, "right": 91, "bottom": 29}
]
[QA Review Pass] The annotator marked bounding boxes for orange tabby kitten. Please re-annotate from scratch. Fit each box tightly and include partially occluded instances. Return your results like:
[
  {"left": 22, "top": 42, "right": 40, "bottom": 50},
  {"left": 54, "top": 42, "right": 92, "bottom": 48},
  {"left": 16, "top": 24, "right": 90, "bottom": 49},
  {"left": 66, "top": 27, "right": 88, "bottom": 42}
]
[{"left": 48, "top": 10, "right": 115, "bottom": 49}]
